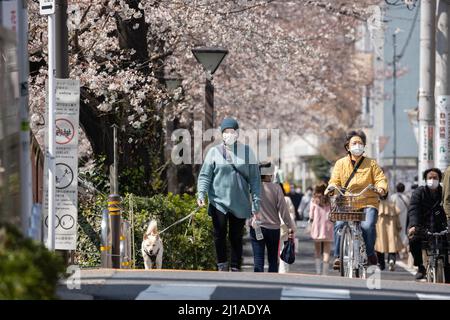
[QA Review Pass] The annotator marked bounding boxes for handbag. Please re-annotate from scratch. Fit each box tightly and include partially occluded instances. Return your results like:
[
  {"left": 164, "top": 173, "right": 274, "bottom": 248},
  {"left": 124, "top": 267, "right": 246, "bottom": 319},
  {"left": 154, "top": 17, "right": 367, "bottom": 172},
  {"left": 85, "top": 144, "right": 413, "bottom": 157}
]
[{"left": 280, "top": 237, "right": 296, "bottom": 264}]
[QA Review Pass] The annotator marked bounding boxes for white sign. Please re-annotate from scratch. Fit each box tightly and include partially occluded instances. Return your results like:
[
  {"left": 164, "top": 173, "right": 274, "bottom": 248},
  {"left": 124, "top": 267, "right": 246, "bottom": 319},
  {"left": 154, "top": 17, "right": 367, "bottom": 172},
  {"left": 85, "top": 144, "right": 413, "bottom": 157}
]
[
  {"left": 436, "top": 95, "right": 450, "bottom": 171},
  {"left": 44, "top": 79, "right": 80, "bottom": 250},
  {"left": 39, "top": 0, "right": 55, "bottom": 15}
]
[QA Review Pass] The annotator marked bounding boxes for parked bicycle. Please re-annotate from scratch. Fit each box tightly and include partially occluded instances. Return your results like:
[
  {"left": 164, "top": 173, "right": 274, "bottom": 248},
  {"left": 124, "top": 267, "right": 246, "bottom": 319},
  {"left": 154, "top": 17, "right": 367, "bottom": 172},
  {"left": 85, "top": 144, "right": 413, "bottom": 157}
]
[
  {"left": 325, "top": 184, "right": 381, "bottom": 279},
  {"left": 423, "top": 228, "right": 449, "bottom": 283}
]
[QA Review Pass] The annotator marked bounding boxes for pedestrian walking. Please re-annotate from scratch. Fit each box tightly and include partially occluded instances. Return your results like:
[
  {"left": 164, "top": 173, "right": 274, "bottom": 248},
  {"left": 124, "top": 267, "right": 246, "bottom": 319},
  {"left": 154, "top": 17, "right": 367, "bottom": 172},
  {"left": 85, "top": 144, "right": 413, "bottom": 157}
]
[
  {"left": 279, "top": 183, "right": 297, "bottom": 273},
  {"left": 407, "top": 168, "right": 450, "bottom": 281},
  {"left": 289, "top": 185, "right": 303, "bottom": 220},
  {"left": 298, "top": 187, "right": 313, "bottom": 221},
  {"left": 197, "top": 117, "right": 261, "bottom": 272},
  {"left": 326, "top": 130, "right": 388, "bottom": 270},
  {"left": 390, "top": 182, "right": 410, "bottom": 258},
  {"left": 308, "top": 184, "right": 334, "bottom": 275},
  {"left": 250, "top": 162, "right": 296, "bottom": 273},
  {"left": 375, "top": 196, "right": 404, "bottom": 271}
]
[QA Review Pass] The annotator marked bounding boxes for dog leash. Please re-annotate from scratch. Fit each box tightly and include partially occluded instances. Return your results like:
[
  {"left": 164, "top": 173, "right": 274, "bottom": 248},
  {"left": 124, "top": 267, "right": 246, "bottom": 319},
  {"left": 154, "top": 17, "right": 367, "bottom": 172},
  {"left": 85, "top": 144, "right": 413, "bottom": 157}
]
[{"left": 158, "top": 207, "right": 200, "bottom": 235}]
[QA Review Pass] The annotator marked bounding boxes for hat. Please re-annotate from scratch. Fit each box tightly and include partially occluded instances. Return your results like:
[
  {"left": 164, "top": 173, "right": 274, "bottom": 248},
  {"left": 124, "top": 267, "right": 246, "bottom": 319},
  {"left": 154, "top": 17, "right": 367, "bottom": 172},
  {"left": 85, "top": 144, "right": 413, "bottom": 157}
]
[
  {"left": 220, "top": 117, "right": 239, "bottom": 133},
  {"left": 259, "top": 161, "right": 274, "bottom": 176}
]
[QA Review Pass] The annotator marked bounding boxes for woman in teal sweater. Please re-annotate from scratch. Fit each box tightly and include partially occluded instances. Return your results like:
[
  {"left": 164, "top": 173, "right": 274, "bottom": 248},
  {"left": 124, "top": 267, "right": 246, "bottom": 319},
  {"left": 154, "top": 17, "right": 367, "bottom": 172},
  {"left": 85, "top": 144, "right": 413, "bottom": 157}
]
[{"left": 197, "top": 118, "right": 261, "bottom": 271}]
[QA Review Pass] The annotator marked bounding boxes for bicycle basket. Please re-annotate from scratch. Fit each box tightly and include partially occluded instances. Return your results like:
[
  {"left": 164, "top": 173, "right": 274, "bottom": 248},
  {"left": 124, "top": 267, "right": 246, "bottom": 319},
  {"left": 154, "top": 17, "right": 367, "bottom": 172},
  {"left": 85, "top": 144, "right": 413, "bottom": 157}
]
[{"left": 328, "top": 194, "right": 373, "bottom": 222}]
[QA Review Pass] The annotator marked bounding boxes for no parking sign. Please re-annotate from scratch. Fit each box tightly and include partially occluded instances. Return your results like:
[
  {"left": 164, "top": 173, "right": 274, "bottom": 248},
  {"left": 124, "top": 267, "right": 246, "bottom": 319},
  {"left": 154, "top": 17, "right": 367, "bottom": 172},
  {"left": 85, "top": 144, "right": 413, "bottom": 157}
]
[{"left": 44, "top": 79, "right": 80, "bottom": 250}]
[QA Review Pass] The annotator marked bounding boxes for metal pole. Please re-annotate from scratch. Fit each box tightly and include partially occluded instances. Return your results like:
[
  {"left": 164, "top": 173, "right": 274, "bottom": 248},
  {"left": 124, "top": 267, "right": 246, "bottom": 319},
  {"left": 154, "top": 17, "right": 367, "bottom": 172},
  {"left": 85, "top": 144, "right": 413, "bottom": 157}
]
[
  {"left": 108, "top": 194, "right": 121, "bottom": 269},
  {"left": 392, "top": 33, "right": 397, "bottom": 189},
  {"left": 55, "top": 0, "right": 71, "bottom": 264},
  {"left": 47, "top": 13, "right": 56, "bottom": 251},
  {"left": 418, "top": 0, "right": 436, "bottom": 183},
  {"left": 435, "top": 0, "right": 450, "bottom": 172},
  {"left": 100, "top": 208, "right": 110, "bottom": 268},
  {"left": 109, "top": 124, "right": 120, "bottom": 268},
  {"left": 55, "top": 0, "right": 68, "bottom": 78},
  {"left": 166, "top": 104, "right": 177, "bottom": 193},
  {"left": 17, "top": 0, "right": 32, "bottom": 237},
  {"left": 205, "top": 73, "right": 214, "bottom": 131}
]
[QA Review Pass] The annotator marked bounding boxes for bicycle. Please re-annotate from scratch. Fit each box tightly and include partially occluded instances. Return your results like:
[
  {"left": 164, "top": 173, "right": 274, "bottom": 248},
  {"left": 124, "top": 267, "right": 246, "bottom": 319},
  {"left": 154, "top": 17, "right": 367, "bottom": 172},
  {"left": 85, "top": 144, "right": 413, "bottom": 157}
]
[
  {"left": 423, "top": 228, "right": 449, "bottom": 283},
  {"left": 325, "top": 184, "right": 380, "bottom": 279}
]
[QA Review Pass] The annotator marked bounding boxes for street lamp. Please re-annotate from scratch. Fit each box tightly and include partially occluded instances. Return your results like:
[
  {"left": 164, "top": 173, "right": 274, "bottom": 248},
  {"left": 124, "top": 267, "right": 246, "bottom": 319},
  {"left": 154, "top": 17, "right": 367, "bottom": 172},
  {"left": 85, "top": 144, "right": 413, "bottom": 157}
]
[
  {"left": 191, "top": 47, "right": 228, "bottom": 131},
  {"left": 163, "top": 75, "right": 183, "bottom": 194}
]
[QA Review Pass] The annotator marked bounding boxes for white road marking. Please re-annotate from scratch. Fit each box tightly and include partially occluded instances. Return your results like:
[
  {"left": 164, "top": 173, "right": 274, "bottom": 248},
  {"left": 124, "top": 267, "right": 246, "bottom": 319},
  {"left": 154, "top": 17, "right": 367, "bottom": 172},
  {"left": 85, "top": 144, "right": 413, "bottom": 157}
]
[
  {"left": 281, "top": 287, "right": 351, "bottom": 300},
  {"left": 396, "top": 261, "right": 416, "bottom": 276},
  {"left": 135, "top": 283, "right": 217, "bottom": 300},
  {"left": 417, "top": 293, "right": 450, "bottom": 300}
]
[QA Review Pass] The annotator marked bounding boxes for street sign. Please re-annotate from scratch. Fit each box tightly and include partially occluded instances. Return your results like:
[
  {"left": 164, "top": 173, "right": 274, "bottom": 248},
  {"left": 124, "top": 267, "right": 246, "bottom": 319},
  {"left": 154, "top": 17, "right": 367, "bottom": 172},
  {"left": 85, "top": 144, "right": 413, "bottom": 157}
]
[
  {"left": 44, "top": 79, "right": 80, "bottom": 250},
  {"left": 39, "top": 0, "right": 55, "bottom": 15},
  {"left": 436, "top": 95, "right": 450, "bottom": 171}
]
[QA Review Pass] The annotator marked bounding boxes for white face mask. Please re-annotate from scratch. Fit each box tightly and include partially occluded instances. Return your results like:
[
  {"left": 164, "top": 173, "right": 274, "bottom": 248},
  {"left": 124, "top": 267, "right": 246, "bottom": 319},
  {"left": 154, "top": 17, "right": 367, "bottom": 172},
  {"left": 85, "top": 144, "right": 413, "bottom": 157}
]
[
  {"left": 426, "top": 179, "right": 439, "bottom": 189},
  {"left": 222, "top": 131, "right": 238, "bottom": 146},
  {"left": 349, "top": 144, "right": 365, "bottom": 156}
]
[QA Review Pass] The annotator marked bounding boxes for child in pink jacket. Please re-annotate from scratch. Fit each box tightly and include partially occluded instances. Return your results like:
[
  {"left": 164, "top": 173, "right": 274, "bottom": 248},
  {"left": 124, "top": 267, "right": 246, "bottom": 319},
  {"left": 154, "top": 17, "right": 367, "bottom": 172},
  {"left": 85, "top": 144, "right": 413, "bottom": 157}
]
[{"left": 308, "top": 184, "right": 334, "bottom": 275}]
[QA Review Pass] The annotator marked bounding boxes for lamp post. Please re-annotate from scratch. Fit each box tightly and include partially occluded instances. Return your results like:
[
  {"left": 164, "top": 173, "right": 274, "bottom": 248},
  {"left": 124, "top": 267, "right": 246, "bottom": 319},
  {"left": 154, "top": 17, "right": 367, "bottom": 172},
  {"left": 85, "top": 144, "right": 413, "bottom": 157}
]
[
  {"left": 163, "top": 75, "right": 183, "bottom": 194},
  {"left": 191, "top": 47, "right": 228, "bottom": 132}
]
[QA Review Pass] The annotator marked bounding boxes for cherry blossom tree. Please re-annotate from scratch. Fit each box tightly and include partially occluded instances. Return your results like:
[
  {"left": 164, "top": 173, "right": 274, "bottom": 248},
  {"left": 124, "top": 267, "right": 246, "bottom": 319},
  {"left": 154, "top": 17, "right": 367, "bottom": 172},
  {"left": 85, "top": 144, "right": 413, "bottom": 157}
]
[{"left": 28, "top": 0, "right": 380, "bottom": 194}]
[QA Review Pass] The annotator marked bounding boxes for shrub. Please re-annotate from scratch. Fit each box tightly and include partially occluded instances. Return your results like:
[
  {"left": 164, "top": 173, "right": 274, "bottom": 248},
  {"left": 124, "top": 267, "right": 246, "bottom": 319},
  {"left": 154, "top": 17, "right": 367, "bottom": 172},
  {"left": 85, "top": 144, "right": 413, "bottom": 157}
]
[
  {"left": 76, "top": 193, "right": 216, "bottom": 270},
  {"left": 0, "top": 222, "right": 65, "bottom": 299}
]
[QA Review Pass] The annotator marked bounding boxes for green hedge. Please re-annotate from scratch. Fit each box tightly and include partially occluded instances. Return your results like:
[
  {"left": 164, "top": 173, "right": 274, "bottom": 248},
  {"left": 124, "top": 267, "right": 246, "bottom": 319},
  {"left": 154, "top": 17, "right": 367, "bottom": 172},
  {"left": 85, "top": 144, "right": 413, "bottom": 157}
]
[
  {"left": 76, "top": 193, "right": 216, "bottom": 270},
  {"left": 0, "top": 222, "right": 65, "bottom": 299}
]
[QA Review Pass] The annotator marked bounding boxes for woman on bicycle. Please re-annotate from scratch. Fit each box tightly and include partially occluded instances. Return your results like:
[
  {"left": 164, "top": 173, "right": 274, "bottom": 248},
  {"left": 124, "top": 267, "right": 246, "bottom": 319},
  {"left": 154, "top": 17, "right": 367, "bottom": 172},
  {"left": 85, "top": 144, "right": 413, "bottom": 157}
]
[
  {"left": 326, "top": 130, "right": 388, "bottom": 270},
  {"left": 407, "top": 168, "right": 449, "bottom": 280}
]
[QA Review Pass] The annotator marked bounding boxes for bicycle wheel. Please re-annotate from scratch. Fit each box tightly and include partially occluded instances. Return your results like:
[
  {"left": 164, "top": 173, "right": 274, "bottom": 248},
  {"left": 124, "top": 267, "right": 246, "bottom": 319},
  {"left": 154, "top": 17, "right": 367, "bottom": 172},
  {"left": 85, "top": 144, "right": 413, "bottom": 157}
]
[
  {"left": 340, "top": 225, "right": 353, "bottom": 278},
  {"left": 436, "top": 258, "right": 445, "bottom": 283}
]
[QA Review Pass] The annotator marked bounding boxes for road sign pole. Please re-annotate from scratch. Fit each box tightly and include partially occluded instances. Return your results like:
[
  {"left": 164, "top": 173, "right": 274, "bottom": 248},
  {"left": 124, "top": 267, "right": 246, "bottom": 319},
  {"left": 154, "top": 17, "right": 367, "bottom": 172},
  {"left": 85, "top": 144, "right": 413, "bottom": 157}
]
[{"left": 47, "top": 12, "right": 56, "bottom": 251}]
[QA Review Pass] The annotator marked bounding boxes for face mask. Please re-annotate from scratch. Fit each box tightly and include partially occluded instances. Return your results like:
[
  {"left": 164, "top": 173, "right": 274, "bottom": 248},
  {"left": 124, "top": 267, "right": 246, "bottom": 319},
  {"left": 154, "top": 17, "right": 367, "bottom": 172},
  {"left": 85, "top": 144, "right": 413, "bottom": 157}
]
[
  {"left": 349, "top": 144, "right": 364, "bottom": 156},
  {"left": 426, "top": 179, "right": 439, "bottom": 189},
  {"left": 222, "top": 132, "right": 238, "bottom": 146}
]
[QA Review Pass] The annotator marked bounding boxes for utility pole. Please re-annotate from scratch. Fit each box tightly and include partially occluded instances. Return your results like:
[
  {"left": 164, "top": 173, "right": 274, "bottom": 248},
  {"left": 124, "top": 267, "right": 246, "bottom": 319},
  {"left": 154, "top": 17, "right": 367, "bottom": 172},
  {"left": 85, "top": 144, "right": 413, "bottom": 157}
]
[
  {"left": 435, "top": 0, "right": 450, "bottom": 172},
  {"left": 17, "top": 0, "right": 32, "bottom": 237},
  {"left": 109, "top": 124, "right": 121, "bottom": 269},
  {"left": 55, "top": 0, "right": 71, "bottom": 263},
  {"left": 40, "top": 0, "right": 57, "bottom": 251},
  {"left": 418, "top": 0, "right": 436, "bottom": 183},
  {"left": 392, "top": 33, "right": 398, "bottom": 188}
]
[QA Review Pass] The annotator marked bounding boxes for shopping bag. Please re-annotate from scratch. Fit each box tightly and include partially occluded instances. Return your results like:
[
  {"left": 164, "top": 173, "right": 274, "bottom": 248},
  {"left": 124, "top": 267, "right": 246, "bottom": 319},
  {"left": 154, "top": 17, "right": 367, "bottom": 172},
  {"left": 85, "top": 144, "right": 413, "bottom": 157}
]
[{"left": 280, "top": 237, "right": 295, "bottom": 264}]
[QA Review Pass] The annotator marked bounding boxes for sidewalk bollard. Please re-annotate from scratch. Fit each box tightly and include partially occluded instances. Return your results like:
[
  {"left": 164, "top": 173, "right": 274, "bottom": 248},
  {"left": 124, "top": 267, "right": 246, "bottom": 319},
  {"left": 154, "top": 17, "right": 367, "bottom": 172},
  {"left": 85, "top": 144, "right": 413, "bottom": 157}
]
[
  {"left": 108, "top": 194, "right": 122, "bottom": 269},
  {"left": 120, "top": 220, "right": 132, "bottom": 269},
  {"left": 100, "top": 208, "right": 111, "bottom": 268}
]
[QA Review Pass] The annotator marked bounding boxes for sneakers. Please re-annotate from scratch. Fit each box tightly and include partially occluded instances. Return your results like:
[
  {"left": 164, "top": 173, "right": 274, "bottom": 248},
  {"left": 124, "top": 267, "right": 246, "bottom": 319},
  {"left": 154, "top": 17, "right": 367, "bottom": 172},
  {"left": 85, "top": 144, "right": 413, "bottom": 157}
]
[
  {"left": 415, "top": 265, "right": 426, "bottom": 280},
  {"left": 217, "top": 262, "right": 229, "bottom": 272},
  {"left": 388, "top": 259, "right": 395, "bottom": 271},
  {"left": 333, "top": 258, "right": 340, "bottom": 270}
]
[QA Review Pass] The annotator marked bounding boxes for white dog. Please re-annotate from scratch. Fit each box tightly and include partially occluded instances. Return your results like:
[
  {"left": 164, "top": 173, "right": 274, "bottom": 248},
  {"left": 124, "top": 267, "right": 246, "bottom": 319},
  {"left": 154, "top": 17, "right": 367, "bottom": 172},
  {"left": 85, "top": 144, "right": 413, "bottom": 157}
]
[{"left": 141, "top": 219, "right": 163, "bottom": 269}]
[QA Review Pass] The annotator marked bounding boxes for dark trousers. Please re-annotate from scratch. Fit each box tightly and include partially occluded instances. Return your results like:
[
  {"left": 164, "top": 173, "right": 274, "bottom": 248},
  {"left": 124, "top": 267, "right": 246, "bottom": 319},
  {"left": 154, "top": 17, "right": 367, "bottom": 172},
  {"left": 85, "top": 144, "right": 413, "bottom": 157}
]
[
  {"left": 409, "top": 237, "right": 424, "bottom": 267},
  {"left": 209, "top": 205, "right": 246, "bottom": 269},
  {"left": 250, "top": 227, "right": 281, "bottom": 273}
]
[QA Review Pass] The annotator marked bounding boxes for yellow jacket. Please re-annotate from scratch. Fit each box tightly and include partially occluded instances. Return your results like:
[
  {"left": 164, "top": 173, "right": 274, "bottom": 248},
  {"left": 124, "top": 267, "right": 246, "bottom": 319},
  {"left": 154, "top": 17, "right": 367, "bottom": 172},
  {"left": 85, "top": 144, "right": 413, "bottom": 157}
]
[{"left": 328, "top": 155, "right": 388, "bottom": 208}]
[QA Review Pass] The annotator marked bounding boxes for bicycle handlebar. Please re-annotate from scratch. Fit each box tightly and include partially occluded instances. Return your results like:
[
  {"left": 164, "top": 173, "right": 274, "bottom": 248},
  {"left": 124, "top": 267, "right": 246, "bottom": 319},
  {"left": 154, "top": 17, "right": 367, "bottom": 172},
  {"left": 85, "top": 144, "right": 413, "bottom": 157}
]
[
  {"left": 426, "top": 228, "right": 449, "bottom": 237},
  {"left": 325, "top": 184, "right": 377, "bottom": 197}
]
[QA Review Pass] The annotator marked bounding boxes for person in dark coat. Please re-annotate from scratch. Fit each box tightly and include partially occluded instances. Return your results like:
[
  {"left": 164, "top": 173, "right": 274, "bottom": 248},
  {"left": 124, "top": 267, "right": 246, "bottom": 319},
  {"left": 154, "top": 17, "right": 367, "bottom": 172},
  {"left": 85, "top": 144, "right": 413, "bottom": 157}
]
[
  {"left": 289, "top": 185, "right": 303, "bottom": 220},
  {"left": 407, "top": 168, "right": 449, "bottom": 280}
]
